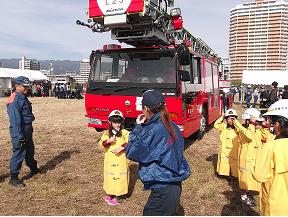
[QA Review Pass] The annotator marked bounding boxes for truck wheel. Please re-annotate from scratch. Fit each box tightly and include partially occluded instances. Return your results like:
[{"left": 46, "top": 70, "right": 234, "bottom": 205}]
[
  {"left": 197, "top": 108, "right": 207, "bottom": 140},
  {"left": 95, "top": 128, "right": 104, "bottom": 133}
]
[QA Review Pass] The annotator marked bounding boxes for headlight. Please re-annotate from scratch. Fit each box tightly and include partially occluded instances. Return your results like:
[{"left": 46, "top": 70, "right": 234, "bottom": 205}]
[
  {"left": 89, "top": 118, "right": 102, "bottom": 125},
  {"left": 177, "top": 125, "right": 184, "bottom": 132}
]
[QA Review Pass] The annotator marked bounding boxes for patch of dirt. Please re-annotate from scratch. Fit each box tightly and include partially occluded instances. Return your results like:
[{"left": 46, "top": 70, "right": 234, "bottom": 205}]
[{"left": 0, "top": 97, "right": 259, "bottom": 215}]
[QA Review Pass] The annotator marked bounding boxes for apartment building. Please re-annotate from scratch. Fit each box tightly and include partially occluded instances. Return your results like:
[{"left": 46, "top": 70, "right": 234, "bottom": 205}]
[
  {"left": 19, "top": 56, "right": 40, "bottom": 70},
  {"left": 229, "top": 0, "right": 288, "bottom": 80}
]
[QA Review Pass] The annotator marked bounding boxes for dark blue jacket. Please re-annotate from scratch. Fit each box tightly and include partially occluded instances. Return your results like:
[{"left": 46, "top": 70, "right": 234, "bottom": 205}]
[
  {"left": 126, "top": 113, "right": 191, "bottom": 190},
  {"left": 6, "top": 91, "right": 35, "bottom": 141}
]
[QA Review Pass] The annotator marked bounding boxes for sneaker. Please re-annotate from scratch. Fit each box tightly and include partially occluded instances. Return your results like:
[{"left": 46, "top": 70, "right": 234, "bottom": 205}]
[
  {"left": 246, "top": 196, "right": 256, "bottom": 207},
  {"left": 29, "top": 168, "right": 40, "bottom": 178},
  {"left": 107, "top": 197, "right": 120, "bottom": 206},
  {"left": 240, "top": 194, "right": 248, "bottom": 202},
  {"left": 9, "top": 178, "right": 25, "bottom": 188},
  {"left": 104, "top": 195, "right": 113, "bottom": 202}
]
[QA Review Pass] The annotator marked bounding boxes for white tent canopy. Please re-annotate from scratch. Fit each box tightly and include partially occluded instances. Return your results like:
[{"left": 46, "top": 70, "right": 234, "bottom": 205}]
[
  {"left": 0, "top": 68, "right": 48, "bottom": 81},
  {"left": 242, "top": 70, "right": 288, "bottom": 87}
]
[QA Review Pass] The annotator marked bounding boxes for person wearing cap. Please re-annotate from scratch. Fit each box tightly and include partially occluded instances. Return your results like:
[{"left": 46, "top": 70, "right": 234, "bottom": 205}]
[
  {"left": 6, "top": 76, "right": 39, "bottom": 187},
  {"left": 98, "top": 110, "right": 129, "bottom": 206},
  {"left": 253, "top": 99, "right": 288, "bottom": 215},
  {"left": 125, "top": 90, "right": 191, "bottom": 215},
  {"left": 214, "top": 109, "right": 240, "bottom": 178}
]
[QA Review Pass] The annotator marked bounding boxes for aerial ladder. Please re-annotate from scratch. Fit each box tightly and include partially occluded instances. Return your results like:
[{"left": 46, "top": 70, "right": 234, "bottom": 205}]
[{"left": 76, "top": 0, "right": 220, "bottom": 62}]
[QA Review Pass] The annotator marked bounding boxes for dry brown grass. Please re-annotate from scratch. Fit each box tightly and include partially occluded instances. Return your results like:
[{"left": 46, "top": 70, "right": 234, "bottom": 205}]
[{"left": 0, "top": 97, "right": 258, "bottom": 215}]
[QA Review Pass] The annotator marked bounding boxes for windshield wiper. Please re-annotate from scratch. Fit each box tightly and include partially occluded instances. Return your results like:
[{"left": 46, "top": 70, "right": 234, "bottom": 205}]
[
  {"left": 114, "top": 86, "right": 142, "bottom": 92},
  {"left": 89, "top": 85, "right": 114, "bottom": 91}
]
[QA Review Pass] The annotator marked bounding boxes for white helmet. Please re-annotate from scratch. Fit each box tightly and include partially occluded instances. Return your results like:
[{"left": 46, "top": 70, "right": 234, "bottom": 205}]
[
  {"left": 225, "top": 109, "right": 237, "bottom": 117},
  {"left": 263, "top": 99, "right": 288, "bottom": 119},
  {"left": 242, "top": 108, "right": 261, "bottom": 120},
  {"left": 108, "top": 110, "right": 124, "bottom": 121}
]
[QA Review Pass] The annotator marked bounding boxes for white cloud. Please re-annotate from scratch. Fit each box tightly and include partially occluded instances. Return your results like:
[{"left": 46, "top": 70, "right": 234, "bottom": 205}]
[{"left": 0, "top": 0, "right": 246, "bottom": 60}]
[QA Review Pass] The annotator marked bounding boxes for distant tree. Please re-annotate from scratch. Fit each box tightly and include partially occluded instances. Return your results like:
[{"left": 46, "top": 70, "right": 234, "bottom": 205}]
[{"left": 231, "top": 80, "right": 242, "bottom": 87}]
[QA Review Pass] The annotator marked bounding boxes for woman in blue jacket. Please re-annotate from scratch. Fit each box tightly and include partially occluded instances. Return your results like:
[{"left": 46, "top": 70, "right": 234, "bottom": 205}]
[{"left": 126, "top": 90, "right": 191, "bottom": 216}]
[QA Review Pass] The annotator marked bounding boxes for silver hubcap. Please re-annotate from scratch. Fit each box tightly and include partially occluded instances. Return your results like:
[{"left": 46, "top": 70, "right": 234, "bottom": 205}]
[{"left": 200, "top": 115, "right": 206, "bottom": 132}]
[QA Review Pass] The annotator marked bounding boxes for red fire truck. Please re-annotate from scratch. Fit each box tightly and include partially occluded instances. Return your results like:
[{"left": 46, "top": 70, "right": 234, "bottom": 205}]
[{"left": 77, "top": 0, "right": 229, "bottom": 138}]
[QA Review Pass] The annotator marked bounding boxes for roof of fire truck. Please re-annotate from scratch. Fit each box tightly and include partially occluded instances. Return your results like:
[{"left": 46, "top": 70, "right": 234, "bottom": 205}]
[{"left": 77, "top": 0, "right": 220, "bottom": 62}]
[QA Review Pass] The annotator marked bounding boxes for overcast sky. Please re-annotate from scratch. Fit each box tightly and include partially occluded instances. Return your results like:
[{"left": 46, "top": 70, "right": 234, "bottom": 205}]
[{"left": 0, "top": 0, "right": 246, "bottom": 60}]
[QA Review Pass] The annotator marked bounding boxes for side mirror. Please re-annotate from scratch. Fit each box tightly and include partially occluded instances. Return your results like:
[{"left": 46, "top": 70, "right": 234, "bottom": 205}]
[
  {"left": 177, "top": 44, "right": 190, "bottom": 65},
  {"left": 178, "top": 70, "right": 190, "bottom": 81}
]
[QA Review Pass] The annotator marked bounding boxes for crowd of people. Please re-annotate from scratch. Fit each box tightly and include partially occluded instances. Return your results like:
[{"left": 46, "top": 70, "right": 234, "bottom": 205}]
[
  {"left": 53, "top": 83, "right": 83, "bottom": 99},
  {"left": 230, "top": 81, "right": 288, "bottom": 112},
  {"left": 5, "top": 76, "right": 288, "bottom": 216},
  {"left": 215, "top": 100, "right": 288, "bottom": 215}
]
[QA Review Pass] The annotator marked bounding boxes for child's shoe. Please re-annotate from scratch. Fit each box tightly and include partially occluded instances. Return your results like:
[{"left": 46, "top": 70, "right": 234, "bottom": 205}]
[
  {"left": 107, "top": 197, "right": 120, "bottom": 206},
  {"left": 240, "top": 194, "right": 248, "bottom": 202},
  {"left": 246, "top": 196, "right": 256, "bottom": 207},
  {"left": 104, "top": 195, "right": 113, "bottom": 202}
]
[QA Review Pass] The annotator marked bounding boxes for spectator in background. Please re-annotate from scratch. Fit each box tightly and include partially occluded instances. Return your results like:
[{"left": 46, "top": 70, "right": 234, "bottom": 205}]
[
  {"left": 238, "top": 86, "right": 242, "bottom": 103},
  {"left": 253, "top": 87, "right": 259, "bottom": 108},
  {"left": 246, "top": 85, "right": 253, "bottom": 108},
  {"left": 230, "top": 85, "right": 237, "bottom": 102},
  {"left": 267, "top": 81, "right": 278, "bottom": 107},
  {"left": 282, "top": 85, "right": 288, "bottom": 99},
  {"left": 259, "top": 86, "right": 270, "bottom": 114}
]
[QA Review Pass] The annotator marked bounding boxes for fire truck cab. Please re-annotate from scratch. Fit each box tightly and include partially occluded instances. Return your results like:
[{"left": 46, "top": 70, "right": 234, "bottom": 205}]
[{"left": 79, "top": 0, "right": 228, "bottom": 138}]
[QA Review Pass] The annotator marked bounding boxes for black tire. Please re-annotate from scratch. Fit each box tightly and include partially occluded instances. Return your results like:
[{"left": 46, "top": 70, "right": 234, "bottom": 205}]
[
  {"left": 197, "top": 108, "right": 207, "bottom": 140},
  {"left": 95, "top": 128, "right": 104, "bottom": 133}
]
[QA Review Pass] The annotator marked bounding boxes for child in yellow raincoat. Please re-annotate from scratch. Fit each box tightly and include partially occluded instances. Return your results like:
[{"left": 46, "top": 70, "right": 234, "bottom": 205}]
[
  {"left": 215, "top": 109, "right": 239, "bottom": 178},
  {"left": 235, "top": 108, "right": 262, "bottom": 206},
  {"left": 253, "top": 99, "right": 288, "bottom": 215},
  {"left": 98, "top": 110, "right": 129, "bottom": 206}
]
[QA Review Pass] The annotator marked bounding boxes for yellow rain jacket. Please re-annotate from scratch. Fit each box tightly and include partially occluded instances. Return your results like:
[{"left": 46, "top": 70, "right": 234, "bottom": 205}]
[
  {"left": 98, "top": 129, "right": 129, "bottom": 196},
  {"left": 214, "top": 116, "right": 239, "bottom": 177},
  {"left": 259, "top": 128, "right": 276, "bottom": 142},
  {"left": 253, "top": 138, "right": 288, "bottom": 216},
  {"left": 235, "top": 121, "right": 262, "bottom": 191}
]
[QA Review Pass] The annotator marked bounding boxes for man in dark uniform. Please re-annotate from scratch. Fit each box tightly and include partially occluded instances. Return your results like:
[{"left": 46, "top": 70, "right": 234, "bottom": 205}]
[
  {"left": 267, "top": 81, "right": 279, "bottom": 107},
  {"left": 259, "top": 86, "right": 269, "bottom": 114},
  {"left": 6, "top": 76, "right": 39, "bottom": 187}
]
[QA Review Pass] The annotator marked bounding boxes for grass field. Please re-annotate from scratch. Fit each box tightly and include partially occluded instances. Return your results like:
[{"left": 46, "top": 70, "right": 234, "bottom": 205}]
[{"left": 0, "top": 97, "right": 259, "bottom": 215}]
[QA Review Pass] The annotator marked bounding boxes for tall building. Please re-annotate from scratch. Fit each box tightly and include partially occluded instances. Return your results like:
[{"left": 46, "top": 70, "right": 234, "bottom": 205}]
[
  {"left": 80, "top": 59, "right": 90, "bottom": 78},
  {"left": 229, "top": 0, "right": 288, "bottom": 80},
  {"left": 19, "top": 56, "right": 40, "bottom": 70},
  {"left": 221, "top": 58, "right": 231, "bottom": 80}
]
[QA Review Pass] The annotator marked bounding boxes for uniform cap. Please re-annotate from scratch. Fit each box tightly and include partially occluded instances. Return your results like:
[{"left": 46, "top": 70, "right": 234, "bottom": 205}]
[
  {"left": 263, "top": 99, "right": 288, "bottom": 119},
  {"left": 108, "top": 110, "right": 124, "bottom": 120},
  {"left": 14, "top": 76, "right": 31, "bottom": 87},
  {"left": 225, "top": 109, "right": 237, "bottom": 117},
  {"left": 142, "top": 90, "right": 165, "bottom": 109}
]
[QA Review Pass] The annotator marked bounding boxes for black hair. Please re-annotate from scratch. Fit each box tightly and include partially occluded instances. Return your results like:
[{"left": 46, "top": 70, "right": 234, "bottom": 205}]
[
  {"left": 272, "top": 81, "right": 278, "bottom": 88},
  {"left": 242, "top": 119, "right": 250, "bottom": 128},
  {"left": 275, "top": 116, "right": 288, "bottom": 139},
  {"left": 108, "top": 116, "right": 124, "bottom": 137}
]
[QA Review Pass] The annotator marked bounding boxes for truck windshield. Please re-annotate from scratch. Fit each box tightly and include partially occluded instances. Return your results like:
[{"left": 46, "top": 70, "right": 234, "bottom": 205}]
[{"left": 90, "top": 51, "right": 176, "bottom": 85}]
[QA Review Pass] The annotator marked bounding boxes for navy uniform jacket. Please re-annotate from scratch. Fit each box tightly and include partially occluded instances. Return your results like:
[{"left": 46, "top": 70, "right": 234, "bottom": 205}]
[
  {"left": 126, "top": 112, "right": 191, "bottom": 190},
  {"left": 6, "top": 91, "right": 35, "bottom": 141}
]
